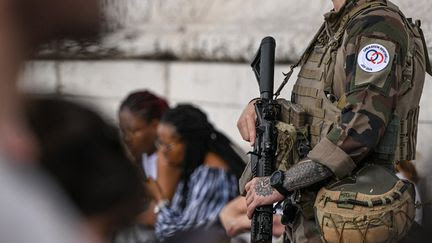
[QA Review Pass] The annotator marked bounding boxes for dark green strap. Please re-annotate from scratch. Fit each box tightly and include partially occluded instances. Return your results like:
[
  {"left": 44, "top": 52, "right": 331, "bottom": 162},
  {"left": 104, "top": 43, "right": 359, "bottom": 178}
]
[{"left": 328, "top": 181, "right": 409, "bottom": 208}]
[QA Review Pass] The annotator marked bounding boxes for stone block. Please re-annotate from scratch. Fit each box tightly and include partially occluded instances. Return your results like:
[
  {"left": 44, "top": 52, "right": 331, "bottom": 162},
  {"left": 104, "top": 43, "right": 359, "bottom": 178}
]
[
  {"left": 64, "top": 95, "right": 122, "bottom": 123},
  {"left": 416, "top": 123, "right": 432, "bottom": 168},
  {"left": 95, "top": 0, "right": 431, "bottom": 62},
  {"left": 59, "top": 61, "right": 166, "bottom": 99},
  {"left": 236, "top": 65, "right": 296, "bottom": 105},
  {"left": 415, "top": 122, "right": 432, "bottom": 227},
  {"left": 169, "top": 62, "right": 297, "bottom": 107},
  {"left": 169, "top": 62, "right": 249, "bottom": 105},
  {"left": 419, "top": 74, "right": 432, "bottom": 121},
  {"left": 17, "top": 61, "right": 58, "bottom": 94},
  {"left": 39, "top": 1, "right": 432, "bottom": 62}
]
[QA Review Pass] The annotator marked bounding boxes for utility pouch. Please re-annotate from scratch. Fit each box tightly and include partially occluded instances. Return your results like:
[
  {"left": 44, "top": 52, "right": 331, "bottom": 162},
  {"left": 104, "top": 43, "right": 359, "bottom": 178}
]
[
  {"left": 238, "top": 99, "right": 310, "bottom": 195},
  {"left": 277, "top": 99, "right": 307, "bottom": 128},
  {"left": 276, "top": 99, "right": 310, "bottom": 168}
]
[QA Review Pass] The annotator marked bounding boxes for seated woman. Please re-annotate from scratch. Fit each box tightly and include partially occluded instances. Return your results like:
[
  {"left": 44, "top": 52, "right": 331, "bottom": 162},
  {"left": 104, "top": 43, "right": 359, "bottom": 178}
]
[
  {"left": 115, "top": 90, "right": 169, "bottom": 242},
  {"left": 118, "top": 90, "right": 169, "bottom": 180},
  {"left": 153, "top": 104, "right": 245, "bottom": 242}
]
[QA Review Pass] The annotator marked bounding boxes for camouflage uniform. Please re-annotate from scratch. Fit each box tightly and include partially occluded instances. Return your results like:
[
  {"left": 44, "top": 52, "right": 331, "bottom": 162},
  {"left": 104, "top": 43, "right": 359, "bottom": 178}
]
[{"left": 278, "top": 0, "right": 431, "bottom": 242}]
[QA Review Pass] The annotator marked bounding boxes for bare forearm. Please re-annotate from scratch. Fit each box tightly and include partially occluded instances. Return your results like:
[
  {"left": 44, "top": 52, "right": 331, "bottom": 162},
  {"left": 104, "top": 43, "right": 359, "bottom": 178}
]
[{"left": 135, "top": 200, "right": 157, "bottom": 227}]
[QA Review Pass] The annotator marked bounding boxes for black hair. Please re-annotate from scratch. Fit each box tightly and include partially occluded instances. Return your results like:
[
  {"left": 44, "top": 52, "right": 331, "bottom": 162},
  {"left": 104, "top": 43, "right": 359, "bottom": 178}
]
[
  {"left": 25, "top": 95, "right": 145, "bottom": 227},
  {"left": 161, "top": 104, "right": 245, "bottom": 186},
  {"left": 119, "top": 90, "right": 169, "bottom": 122}
]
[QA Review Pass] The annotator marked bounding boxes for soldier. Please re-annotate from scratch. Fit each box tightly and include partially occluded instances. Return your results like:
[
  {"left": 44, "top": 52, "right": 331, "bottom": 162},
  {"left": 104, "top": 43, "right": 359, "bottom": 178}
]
[{"left": 237, "top": 0, "right": 431, "bottom": 242}]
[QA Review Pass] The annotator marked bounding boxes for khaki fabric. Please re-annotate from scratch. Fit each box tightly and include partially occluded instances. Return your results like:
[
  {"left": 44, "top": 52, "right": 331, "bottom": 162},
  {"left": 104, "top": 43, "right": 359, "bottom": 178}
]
[
  {"left": 308, "top": 137, "right": 356, "bottom": 179},
  {"left": 275, "top": 122, "right": 298, "bottom": 171},
  {"left": 353, "top": 37, "right": 397, "bottom": 92},
  {"left": 314, "top": 180, "right": 415, "bottom": 243}
]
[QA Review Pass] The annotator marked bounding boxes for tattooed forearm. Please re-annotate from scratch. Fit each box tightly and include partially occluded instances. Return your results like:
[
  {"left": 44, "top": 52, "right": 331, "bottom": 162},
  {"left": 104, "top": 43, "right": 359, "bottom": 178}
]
[
  {"left": 255, "top": 177, "right": 273, "bottom": 196},
  {"left": 283, "top": 159, "right": 332, "bottom": 191}
]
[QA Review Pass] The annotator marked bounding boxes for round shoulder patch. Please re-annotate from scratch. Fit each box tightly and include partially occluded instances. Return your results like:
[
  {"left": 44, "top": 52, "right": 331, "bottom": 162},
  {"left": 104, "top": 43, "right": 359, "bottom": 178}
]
[{"left": 357, "top": 44, "right": 390, "bottom": 73}]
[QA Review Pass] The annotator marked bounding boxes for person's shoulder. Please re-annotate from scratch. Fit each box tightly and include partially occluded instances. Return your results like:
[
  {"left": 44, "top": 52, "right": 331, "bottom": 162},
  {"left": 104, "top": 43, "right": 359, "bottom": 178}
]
[
  {"left": 346, "top": 4, "right": 407, "bottom": 43},
  {"left": 189, "top": 164, "right": 235, "bottom": 182},
  {"left": 191, "top": 164, "right": 226, "bottom": 175}
]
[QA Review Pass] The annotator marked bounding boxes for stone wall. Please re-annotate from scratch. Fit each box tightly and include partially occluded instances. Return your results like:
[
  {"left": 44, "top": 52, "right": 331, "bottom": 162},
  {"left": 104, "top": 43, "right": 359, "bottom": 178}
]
[
  {"left": 45, "top": 0, "right": 432, "bottom": 62},
  {"left": 18, "top": 60, "right": 432, "bottom": 181},
  {"left": 21, "top": 0, "right": 432, "bottom": 227}
]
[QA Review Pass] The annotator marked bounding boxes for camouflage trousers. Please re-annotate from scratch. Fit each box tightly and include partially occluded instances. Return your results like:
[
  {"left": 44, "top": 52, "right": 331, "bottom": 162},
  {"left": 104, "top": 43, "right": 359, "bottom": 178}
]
[{"left": 284, "top": 215, "right": 322, "bottom": 243}]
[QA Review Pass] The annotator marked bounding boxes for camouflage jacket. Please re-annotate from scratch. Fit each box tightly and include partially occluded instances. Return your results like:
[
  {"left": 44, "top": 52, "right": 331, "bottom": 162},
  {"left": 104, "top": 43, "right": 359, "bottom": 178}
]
[{"left": 290, "top": 0, "right": 429, "bottom": 179}]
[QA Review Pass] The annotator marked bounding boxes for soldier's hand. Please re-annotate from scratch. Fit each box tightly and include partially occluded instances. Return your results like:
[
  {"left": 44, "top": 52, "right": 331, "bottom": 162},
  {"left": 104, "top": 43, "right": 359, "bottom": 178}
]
[
  {"left": 237, "top": 99, "right": 258, "bottom": 146},
  {"left": 245, "top": 176, "right": 284, "bottom": 219}
]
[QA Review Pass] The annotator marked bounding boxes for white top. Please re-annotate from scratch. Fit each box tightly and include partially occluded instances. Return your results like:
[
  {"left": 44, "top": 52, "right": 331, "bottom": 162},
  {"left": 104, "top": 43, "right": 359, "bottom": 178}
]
[
  {"left": 142, "top": 153, "right": 157, "bottom": 180},
  {"left": 396, "top": 172, "right": 422, "bottom": 225}
]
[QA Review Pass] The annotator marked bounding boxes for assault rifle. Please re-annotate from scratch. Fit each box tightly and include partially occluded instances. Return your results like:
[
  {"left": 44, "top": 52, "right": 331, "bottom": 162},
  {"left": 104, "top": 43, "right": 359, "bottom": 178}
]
[{"left": 249, "top": 36, "right": 279, "bottom": 243}]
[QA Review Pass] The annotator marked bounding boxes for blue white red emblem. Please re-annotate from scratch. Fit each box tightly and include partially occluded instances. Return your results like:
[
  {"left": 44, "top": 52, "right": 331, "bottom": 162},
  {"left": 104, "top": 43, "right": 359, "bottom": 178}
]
[{"left": 357, "top": 44, "right": 390, "bottom": 73}]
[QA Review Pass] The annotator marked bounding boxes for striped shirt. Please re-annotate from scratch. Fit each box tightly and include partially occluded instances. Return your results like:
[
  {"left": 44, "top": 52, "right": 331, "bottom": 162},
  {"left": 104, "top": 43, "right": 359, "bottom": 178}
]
[{"left": 155, "top": 165, "right": 238, "bottom": 241}]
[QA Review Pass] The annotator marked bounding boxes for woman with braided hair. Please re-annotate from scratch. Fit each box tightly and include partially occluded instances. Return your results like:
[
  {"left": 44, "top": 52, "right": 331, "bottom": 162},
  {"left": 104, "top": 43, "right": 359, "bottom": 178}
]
[{"left": 153, "top": 104, "right": 245, "bottom": 242}]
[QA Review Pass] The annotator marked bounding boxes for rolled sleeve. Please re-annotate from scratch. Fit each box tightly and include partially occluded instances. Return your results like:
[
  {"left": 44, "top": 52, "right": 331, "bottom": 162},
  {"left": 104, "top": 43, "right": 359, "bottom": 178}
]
[{"left": 308, "top": 137, "right": 356, "bottom": 178}]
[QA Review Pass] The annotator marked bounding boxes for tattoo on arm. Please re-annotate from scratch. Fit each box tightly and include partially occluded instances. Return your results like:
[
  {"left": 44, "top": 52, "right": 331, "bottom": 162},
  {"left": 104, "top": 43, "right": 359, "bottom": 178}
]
[
  {"left": 283, "top": 159, "right": 333, "bottom": 191},
  {"left": 255, "top": 177, "right": 273, "bottom": 196}
]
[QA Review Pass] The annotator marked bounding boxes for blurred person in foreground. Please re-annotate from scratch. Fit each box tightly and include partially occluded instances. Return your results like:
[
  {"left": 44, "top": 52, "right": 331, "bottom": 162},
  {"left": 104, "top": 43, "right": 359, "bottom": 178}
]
[
  {"left": 25, "top": 96, "right": 144, "bottom": 243},
  {"left": 151, "top": 104, "right": 245, "bottom": 242},
  {"left": 0, "top": 0, "right": 101, "bottom": 163},
  {"left": 0, "top": 0, "right": 101, "bottom": 242},
  {"left": 114, "top": 90, "right": 169, "bottom": 243}
]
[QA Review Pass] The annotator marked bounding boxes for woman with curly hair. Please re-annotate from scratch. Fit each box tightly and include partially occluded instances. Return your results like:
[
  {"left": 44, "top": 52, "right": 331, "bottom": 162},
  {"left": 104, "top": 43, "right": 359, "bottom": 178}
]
[{"left": 153, "top": 104, "right": 245, "bottom": 242}]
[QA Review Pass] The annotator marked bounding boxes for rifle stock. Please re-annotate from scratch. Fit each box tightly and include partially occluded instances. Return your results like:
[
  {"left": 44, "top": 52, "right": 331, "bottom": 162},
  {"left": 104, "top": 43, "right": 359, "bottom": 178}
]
[{"left": 250, "top": 36, "right": 278, "bottom": 243}]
